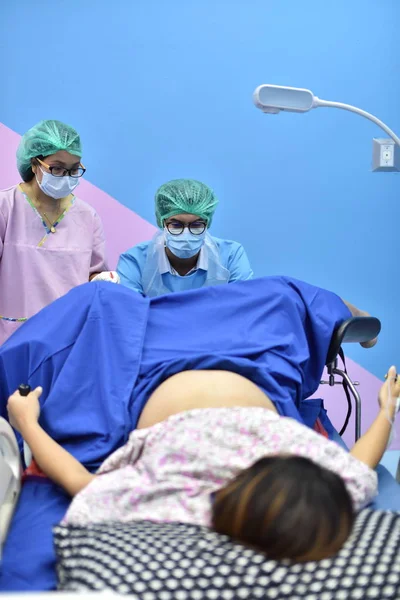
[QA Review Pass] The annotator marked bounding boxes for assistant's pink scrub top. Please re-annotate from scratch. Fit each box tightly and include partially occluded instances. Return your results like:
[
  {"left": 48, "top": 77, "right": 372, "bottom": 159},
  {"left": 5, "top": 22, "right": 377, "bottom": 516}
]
[{"left": 0, "top": 184, "right": 108, "bottom": 345}]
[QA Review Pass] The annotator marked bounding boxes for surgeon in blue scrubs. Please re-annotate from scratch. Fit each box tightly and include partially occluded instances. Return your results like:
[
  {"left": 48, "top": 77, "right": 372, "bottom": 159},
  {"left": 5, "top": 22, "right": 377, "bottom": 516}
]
[{"left": 117, "top": 178, "right": 253, "bottom": 297}]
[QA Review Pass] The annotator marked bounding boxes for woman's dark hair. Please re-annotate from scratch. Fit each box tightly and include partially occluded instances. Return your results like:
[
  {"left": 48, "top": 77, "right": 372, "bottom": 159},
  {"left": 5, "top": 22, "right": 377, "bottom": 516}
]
[
  {"left": 211, "top": 456, "right": 355, "bottom": 562},
  {"left": 22, "top": 155, "right": 44, "bottom": 182}
]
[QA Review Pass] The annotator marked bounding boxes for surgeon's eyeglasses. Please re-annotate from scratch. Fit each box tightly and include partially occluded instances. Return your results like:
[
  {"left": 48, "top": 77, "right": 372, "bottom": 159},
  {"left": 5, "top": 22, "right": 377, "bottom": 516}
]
[
  {"left": 36, "top": 157, "right": 86, "bottom": 178},
  {"left": 165, "top": 220, "right": 207, "bottom": 235}
]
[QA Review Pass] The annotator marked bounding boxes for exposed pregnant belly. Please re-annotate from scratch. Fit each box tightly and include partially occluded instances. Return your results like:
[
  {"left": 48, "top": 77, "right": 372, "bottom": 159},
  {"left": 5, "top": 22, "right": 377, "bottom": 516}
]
[{"left": 137, "top": 370, "right": 277, "bottom": 429}]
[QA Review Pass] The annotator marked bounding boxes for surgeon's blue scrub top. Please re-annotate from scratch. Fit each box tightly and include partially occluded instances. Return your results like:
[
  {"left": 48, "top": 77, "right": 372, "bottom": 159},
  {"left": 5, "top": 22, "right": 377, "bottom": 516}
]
[{"left": 117, "top": 233, "right": 253, "bottom": 296}]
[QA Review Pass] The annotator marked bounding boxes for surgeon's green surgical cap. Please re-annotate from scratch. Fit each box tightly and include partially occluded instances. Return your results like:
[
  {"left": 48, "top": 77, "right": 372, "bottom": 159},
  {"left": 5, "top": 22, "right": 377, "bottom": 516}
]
[
  {"left": 16, "top": 119, "right": 82, "bottom": 182},
  {"left": 155, "top": 178, "right": 219, "bottom": 228}
]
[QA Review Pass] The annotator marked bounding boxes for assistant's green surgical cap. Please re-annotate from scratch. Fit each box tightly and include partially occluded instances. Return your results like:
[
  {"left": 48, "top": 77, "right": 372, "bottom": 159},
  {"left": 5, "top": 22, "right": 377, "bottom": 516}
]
[
  {"left": 155, "top": 178, "right": 219, "bottom": 228},
  {"left": 16, "top": 119, "right": 82, "bottom": 181}
]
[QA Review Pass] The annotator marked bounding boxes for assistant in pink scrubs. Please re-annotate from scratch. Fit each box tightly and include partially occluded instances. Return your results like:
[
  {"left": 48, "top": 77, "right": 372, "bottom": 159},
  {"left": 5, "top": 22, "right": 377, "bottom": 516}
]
[{"left": 0, "top": 119, "right": 109, "bottom": 345}]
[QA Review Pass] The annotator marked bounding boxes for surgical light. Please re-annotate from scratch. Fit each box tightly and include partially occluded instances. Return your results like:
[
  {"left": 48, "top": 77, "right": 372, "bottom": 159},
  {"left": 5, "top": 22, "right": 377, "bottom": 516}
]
[{"left": 253, "top": 85, "right": 400, "bottom": 171}]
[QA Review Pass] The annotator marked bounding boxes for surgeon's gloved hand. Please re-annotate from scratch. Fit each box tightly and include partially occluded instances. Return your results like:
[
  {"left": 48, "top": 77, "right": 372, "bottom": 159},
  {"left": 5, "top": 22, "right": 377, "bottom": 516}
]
[{"left": 91, "top": 271, "right": 121, "bottom": 284}]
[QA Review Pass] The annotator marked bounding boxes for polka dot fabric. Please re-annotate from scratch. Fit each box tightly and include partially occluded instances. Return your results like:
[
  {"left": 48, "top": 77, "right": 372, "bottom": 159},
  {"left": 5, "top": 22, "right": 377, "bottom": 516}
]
[{"left": 55, "top": 509, "right": 400, "bottom": 599}]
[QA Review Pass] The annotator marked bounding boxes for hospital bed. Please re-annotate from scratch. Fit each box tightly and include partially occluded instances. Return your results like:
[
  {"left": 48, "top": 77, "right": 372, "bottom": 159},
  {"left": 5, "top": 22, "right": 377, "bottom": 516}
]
[{"left": 2, "top": 311, "right": 398, "bottom": 595}]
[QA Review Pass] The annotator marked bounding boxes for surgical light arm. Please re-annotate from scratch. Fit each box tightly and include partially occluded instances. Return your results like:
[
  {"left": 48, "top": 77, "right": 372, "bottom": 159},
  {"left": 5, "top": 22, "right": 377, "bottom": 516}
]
[{"left": 253, "top": 85, "right": 400, "bottom": 170}]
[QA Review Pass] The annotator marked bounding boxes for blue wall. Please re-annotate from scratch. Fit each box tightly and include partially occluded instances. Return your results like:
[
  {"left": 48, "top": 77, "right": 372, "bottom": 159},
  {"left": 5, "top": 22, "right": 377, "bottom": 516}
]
[{"left": 1, "top": 0, "right": 399, "bottom": 378}]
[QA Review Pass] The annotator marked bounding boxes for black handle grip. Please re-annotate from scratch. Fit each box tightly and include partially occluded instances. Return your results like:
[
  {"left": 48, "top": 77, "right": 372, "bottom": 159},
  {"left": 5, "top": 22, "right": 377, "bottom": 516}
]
[{"left": 18, "top": 384, "right": 31, "bottom": 396}]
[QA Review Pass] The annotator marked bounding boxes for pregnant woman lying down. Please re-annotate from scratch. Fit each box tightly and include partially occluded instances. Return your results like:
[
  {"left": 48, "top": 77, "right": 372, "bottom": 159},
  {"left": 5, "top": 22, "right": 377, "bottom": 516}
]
[{"left": 7, "top": 367, "right": 399, "bottom": 563}]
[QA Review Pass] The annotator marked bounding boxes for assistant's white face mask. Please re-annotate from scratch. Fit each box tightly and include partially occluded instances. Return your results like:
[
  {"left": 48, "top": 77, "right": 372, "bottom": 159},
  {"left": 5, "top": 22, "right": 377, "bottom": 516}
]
[{"left": 36, "top": 167, "right": 79, "bottom": 200}]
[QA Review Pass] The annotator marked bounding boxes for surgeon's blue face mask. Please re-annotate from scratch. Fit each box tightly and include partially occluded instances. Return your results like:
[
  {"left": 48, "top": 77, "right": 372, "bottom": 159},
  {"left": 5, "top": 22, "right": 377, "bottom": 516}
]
[{"left": 164, "top": 227, "right": 206, "bottom": 259}]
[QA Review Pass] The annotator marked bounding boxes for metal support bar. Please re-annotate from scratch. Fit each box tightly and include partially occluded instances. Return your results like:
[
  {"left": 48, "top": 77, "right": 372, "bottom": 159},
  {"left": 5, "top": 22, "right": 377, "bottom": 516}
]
[
  {"left": 320, "top": 356, "right": 362, "bottom": 440},
  {"left": 331, "top": 367, "right": 362, "bottom": 441},
  {"left": 320, "top": 380, "right": 360, "bottom": 386}
]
